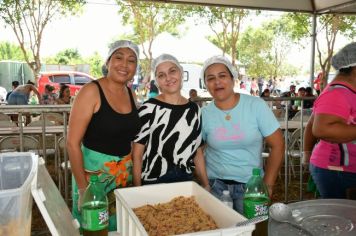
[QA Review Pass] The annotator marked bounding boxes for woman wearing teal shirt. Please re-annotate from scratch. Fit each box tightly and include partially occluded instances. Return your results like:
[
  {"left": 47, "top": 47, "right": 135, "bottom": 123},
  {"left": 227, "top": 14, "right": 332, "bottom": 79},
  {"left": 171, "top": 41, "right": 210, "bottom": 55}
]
[{"left": 196, "top": 56, "right": 284, "bottom": 214}]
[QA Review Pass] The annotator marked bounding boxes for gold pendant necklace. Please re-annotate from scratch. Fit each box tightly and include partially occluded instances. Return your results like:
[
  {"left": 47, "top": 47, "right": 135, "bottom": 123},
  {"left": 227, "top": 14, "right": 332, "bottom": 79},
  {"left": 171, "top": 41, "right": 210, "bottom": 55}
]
[{"left": 222, "top": 110, "right": 232, "bottom": 120}]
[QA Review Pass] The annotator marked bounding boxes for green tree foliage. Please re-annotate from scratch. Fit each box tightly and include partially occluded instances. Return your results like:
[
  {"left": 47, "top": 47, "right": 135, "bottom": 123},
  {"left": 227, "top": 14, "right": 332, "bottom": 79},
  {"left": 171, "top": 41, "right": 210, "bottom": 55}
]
[
  {"left": 283, "top": 13, "right": 356, "bottom": 89},
  {"left": 44, "top": 49, "right": 104, "bottom": 78},
  {"left": 196, "top": 6, "right": 249, "bottom": 66},
  {"left": 85, "top": 52, "right": 104, "bottom": 78},
  {"left": 0, "top": 41, "right": 25, "bottom": 60},
  {"left": 116, "top": 0, "right": 191, "bottom": 76},
  {"left": 238, "top": 21, "right": 298, "bottom": 79},
  {"left": 0, "top": 0, "right": 85, "bottom": 83}
]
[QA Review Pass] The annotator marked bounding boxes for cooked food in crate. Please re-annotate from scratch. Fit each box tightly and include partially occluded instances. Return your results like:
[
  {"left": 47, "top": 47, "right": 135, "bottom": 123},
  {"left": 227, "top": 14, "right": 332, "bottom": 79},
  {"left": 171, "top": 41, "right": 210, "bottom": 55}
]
[{"left": 133, "top": 196, "right": 218, "bottom": 236}]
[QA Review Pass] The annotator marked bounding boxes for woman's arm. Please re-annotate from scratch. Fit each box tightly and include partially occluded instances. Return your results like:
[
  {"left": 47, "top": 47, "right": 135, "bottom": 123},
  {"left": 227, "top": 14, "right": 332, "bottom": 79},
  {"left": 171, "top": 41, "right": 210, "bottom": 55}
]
[
  {"left": 303, "top": 115, "right": 317, "bottom": 165},
  {"left": 313, "top": 114, "right": 356, "bottom": 143},
  {"left": 263, "top": 129, "right": 285, "bottom": 197},
  {"left": 67, "top": 83, "right": 98, "bottom": 190},
  {"left": 193, "top": 147, "right": 210, "bottom": 191},
  {"left": 132, "top": 142, "right": 145, "bottom": 186}
]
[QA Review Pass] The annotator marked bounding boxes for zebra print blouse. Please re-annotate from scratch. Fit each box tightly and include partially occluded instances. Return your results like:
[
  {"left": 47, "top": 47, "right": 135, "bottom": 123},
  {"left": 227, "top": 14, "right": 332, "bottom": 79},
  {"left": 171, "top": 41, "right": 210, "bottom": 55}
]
[{"left": 134, "top": 98, "right": 202, "bottom": 182}]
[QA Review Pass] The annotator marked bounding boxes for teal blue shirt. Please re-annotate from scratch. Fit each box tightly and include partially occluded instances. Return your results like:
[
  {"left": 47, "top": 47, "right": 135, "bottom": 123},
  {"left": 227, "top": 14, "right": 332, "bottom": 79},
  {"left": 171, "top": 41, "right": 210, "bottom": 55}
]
[{"left": 202, "top": 94, "right": 280, "bottom": 183}]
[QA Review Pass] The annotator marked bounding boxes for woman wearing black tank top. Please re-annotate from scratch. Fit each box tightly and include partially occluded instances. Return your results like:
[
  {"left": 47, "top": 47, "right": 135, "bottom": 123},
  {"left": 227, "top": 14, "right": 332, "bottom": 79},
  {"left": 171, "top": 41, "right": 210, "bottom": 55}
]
[{"left": 67, "top": 40, "right": 141, "bottom": 232}]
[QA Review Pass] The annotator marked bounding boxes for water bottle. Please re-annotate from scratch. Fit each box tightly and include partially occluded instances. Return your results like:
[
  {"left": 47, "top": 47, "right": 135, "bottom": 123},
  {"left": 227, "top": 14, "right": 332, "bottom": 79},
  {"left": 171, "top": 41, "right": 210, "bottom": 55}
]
[
  {"left": 243, "top": 168, "right": 270, "bottom": 219},
  {"left": 221, "top": 190, "right": 233, "bottom": 208},
  {"left": 81, "top": 175, "right": 109, "bottom": 236}
]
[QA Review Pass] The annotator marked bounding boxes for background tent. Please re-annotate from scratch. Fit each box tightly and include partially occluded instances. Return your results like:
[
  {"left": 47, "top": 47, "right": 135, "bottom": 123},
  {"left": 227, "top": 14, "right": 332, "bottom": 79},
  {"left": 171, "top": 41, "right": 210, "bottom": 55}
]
[{"left": 139, "top": 32, "right": 234, "bottom": 64}]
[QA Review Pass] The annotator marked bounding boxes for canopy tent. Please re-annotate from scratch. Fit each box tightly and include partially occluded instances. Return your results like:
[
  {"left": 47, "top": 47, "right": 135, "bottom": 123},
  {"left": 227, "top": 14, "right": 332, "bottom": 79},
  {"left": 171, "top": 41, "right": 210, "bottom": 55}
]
[
  {"left": 139, "top": 32, "right": 234, "bottom": 63},
  {"left": 150, "top": 0, "right": 356, "bottom": 14}
]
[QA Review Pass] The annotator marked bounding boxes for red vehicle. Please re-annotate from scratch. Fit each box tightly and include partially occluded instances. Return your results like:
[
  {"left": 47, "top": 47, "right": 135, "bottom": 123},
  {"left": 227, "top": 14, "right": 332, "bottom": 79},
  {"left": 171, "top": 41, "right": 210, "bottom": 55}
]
[{"left": 37, "top": 71, "right": 96, "bottom": 96}]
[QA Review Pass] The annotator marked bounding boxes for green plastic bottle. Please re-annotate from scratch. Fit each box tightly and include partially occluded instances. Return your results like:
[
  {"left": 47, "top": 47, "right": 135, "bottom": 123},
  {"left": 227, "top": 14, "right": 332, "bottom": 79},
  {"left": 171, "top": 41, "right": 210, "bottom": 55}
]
[
  {"left": 243, "top": 168, "right": 270, "bottom": 219},
  {"left": 81, "top": 175, "right": 109, "bottom": 236}
]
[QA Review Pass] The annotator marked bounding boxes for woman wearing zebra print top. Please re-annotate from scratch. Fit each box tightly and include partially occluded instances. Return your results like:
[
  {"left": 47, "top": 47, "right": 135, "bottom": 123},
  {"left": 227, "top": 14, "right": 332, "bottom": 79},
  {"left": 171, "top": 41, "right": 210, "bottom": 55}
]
[{"left": 132, "top": 54, "right": 209, "bottom": 189}]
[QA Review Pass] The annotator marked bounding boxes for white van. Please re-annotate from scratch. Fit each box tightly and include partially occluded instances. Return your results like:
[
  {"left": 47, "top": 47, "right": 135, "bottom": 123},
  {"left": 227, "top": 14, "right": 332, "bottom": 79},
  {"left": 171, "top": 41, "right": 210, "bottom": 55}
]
[{"left": 181, "top": 63, "right": 211, "bottom": 99}]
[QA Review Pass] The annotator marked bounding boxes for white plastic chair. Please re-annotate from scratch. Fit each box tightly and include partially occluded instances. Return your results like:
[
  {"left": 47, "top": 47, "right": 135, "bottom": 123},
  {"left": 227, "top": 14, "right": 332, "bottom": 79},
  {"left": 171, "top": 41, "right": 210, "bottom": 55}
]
[
  {"left": 287, "top": 128, "right": 302, "bottom": 179},
  {"left": 56, "top": 136, "right": 71, "bottom": 193}
]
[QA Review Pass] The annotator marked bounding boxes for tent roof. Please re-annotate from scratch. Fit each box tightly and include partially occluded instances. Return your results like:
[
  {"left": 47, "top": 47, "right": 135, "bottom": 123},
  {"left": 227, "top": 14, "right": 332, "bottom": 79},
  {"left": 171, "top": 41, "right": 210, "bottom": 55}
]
[{"left": 149, "top": 0, "right": 356, "bottom": 14}]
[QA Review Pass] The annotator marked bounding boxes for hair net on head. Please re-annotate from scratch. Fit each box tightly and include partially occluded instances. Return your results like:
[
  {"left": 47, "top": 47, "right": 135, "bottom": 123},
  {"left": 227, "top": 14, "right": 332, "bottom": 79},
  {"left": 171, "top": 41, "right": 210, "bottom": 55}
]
[
  {"left": 331, "top": 42, "right": 356, "bottom": 70},
  {"left": 201, "top": 55, "right": 238, "bottom": 81},
  {"left": 152, "top": 54, "right": 183, "bottom": 76},
  {"left": 105, "top": 40, "right": 139, "bottom": 65}
]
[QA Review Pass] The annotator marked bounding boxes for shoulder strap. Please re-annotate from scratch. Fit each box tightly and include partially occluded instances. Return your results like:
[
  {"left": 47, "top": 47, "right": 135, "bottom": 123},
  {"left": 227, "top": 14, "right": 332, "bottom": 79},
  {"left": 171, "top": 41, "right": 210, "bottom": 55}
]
[
  {"left": 92, "top": 80, "right": 106, "bottom": 105},
  {"left": 127, "top": 87, "right": 136, "bottom": 108},
  {"left": 329, "top": 83, "right": 356, "bottom": 94}
]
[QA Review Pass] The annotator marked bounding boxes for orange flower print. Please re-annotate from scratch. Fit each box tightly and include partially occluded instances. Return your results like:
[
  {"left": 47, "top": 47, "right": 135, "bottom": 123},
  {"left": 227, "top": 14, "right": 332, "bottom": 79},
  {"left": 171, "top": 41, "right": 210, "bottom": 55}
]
[{"left": 104, "top": 154, "right": 132, "bottom": 187}]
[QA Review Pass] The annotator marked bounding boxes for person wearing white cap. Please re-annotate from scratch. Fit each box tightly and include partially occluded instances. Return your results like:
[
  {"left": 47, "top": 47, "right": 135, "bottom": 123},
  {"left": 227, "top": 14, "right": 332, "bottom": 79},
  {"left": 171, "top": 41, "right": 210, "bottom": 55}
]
[
  {"left": 303, "top": 42, "right": 356, "bottom": 199},
  {"left": 132, "top": 53, "right": 209, "bottom": 189},
  {"left": 67, "top": 40, "right": 142, "bottom": 231},
  {"left": 196, "top": 55, "right": 284, "bottom": 214}
]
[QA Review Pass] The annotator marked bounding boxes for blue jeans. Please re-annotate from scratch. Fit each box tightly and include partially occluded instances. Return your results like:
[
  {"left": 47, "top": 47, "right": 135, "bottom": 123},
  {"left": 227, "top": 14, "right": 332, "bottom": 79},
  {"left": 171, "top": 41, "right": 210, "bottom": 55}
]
[
  {"left": 310, "top": 164, "right": 356, "bottom": 199},
  {"left": 142, "top": 166, "right": 193, "bottom": 185},
  {"left": 209, "top": 179, "right": 246, "bottom": 215}
]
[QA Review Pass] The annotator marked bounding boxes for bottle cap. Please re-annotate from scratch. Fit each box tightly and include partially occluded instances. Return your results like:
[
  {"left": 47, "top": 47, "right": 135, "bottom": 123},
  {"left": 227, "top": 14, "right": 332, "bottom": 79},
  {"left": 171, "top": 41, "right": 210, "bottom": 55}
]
[
  {"left": 252, "top": 168, "right": 261, "bottom": 176},
  {"left": 223, "top": 190, "right": 230, "bottom": 195},
  {"left": 90, "top": 175, "right": 99, "bottom": 182}
]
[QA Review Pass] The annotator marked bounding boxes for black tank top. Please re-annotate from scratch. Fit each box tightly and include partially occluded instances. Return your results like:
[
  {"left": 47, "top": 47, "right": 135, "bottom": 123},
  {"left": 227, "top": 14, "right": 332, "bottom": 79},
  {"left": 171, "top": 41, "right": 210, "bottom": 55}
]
[{"left": 83, "top": 80, "right": 141, "bottom": 156}]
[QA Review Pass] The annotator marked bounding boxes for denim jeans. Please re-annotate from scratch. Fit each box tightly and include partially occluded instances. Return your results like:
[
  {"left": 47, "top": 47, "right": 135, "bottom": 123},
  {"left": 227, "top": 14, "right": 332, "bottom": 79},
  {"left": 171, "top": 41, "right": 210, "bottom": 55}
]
[
  {"left": 209, "top": 179, "right": 246, "bottom": 215},
  {"left": 310, "top": 164, "right": 356, "bottom": 199},
  {"left": 142, "top": 166, "right": 193, "bottom": 185}
]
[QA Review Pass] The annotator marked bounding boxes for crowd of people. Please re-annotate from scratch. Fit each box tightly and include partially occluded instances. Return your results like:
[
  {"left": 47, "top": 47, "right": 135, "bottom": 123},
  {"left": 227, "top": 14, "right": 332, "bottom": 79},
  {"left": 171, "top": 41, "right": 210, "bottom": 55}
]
[{"left": 2, "top": 39, "right": 355, "bottom": 232}]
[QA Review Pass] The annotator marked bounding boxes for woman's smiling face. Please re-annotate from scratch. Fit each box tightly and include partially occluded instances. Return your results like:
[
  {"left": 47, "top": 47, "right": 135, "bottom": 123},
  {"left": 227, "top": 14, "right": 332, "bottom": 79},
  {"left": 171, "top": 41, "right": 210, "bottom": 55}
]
[{"left": 204, "top": 63, "right": 235, "bottom": 101}]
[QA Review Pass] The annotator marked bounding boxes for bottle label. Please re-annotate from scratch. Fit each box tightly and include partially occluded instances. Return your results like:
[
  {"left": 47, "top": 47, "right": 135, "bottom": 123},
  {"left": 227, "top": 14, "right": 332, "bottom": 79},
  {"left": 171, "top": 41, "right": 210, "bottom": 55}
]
[
  {"left": 81, "top": 203, "right": 109, "bottom": 231},
  {"left": 243, "top": 197, "right": 269, "bottom": 219}
]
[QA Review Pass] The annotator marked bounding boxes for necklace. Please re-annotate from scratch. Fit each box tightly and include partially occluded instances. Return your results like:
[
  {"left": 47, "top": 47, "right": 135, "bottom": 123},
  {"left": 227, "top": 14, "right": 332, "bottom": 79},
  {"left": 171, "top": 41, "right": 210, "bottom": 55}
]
[{"left": 221, "top": 109, "right": 232, "bottom": 121}]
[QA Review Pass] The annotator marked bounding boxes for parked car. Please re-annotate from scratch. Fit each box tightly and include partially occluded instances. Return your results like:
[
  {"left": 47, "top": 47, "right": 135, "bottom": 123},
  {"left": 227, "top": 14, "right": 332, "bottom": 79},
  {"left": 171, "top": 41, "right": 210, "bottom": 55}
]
[{"left": 37, "top": 71, "right": 96, "bottom": 96}]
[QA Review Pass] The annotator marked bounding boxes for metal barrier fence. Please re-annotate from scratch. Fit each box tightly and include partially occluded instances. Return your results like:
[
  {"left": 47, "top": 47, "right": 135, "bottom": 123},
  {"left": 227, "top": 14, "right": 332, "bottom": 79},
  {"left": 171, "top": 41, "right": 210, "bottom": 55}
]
[{"left": 0, "top": 96, "right": 316, "bottom": 203}]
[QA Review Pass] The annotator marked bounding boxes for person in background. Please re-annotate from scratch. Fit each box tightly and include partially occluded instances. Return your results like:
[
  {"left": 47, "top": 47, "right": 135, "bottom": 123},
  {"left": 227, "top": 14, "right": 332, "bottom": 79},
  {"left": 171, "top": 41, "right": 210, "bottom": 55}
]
[
  {"left": 196, "top": 55, "right": 284, "bottom": 214},
  {"left": 41, "top": 84, "right": 57, "bottom": 105},
  {"left": 6, "top": 80, "right": 19, "bottom": 101},
  {"left": 148, "top": 79, "right": 159, "bottom": 98},
  {"left": 132, "top": 54, "right": 209, "bottom": 189},
  {"left": 260, "top": 88, "right": 270, "bottom": 98},
  {"left": 7, "top": 80, "right": 42, "bottom": 125},
  {"left": 314, "top": 72, "right": 323, "bottom": 95},
  {"left": 303, "top": 86, "right": 315, "bottom": 109},
  {"left": 56, "top": 84, "right": 71, "bottom": 105},
  {"left": 293, "top": 87, "right": 306, "bottom": 110},
  {"left": 67, "top": 40, "right": 141, "bottom": 231},
  {"left": 7, "top": 80, "right": 41, "bottom": 105},
  {"left": 304, "top": 42, "right": 356, "bottom": 199},
  {"left": 189, "top": 88, "right": 203, "bottom": 107}
]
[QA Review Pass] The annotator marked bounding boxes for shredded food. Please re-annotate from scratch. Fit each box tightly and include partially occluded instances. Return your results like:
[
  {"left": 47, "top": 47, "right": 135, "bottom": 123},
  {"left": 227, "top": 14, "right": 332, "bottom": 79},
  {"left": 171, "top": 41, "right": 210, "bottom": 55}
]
[{"left": 133, "top": 196, "right": 218, "bottom": 236}]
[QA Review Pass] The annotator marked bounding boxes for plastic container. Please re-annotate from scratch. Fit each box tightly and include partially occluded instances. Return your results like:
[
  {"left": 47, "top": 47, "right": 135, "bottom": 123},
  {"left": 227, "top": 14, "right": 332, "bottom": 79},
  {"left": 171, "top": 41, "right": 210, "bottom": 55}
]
[
  {"left": 221, "top": 190, "right": 233, "bottom": 208},
  {"left": 0, "top": 152, "right": 38, "bottom": 236},
  {"left": 243, "top": 168, "right": 270, "bottom": 219},
  {"left": 115, "top": 181, "right": 255, "bottom": 236}
]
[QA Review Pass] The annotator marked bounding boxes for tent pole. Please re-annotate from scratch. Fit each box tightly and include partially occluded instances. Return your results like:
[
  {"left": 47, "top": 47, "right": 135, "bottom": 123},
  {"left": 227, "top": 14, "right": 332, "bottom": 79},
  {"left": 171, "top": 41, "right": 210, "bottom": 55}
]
[{"left": 310, "top": 13, "right": 317, "bottom": 92}]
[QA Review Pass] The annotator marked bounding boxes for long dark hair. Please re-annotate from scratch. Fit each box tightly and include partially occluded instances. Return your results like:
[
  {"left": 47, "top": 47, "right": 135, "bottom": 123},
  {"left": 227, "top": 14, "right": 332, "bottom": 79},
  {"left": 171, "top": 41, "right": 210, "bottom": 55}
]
[{"left": 59, "top": 84, "right": 70, "bottom": 99}]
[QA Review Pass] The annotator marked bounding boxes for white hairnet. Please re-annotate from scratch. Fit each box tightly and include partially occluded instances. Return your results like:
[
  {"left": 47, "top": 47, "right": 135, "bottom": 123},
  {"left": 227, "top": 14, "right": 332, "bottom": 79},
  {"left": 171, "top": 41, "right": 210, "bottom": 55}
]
[
  {"left": 105, "top": 40, "right": 139, "bottom": 65},
  {"left": 331, "top": 42, "right": 356, "bottom": 70},
  {"left": 201, "top": 55, "right": 238, "bottom": 81},
  {"left": 152, "top": 54, "right": 183, "bottom": 76}
]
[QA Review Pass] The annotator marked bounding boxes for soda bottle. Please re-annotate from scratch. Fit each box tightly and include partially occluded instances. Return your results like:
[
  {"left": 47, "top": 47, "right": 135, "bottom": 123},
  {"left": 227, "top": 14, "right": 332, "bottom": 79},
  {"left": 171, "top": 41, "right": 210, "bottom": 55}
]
[
  {"left": 243, "top": 168, "right": 270, "bottom": 219},
  {"left": 221, "top": 190, "right": 233, "bottom": 208},
  {"left": 81, "top": 175, "right": 109, "bottom": 236}
]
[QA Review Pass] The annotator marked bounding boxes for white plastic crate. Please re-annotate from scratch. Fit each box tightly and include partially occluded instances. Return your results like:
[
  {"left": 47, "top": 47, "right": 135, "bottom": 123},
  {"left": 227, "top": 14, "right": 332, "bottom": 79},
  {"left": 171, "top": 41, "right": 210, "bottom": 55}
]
[{"left": 115, "top": 181, "right": 255, "bottom": 236}]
